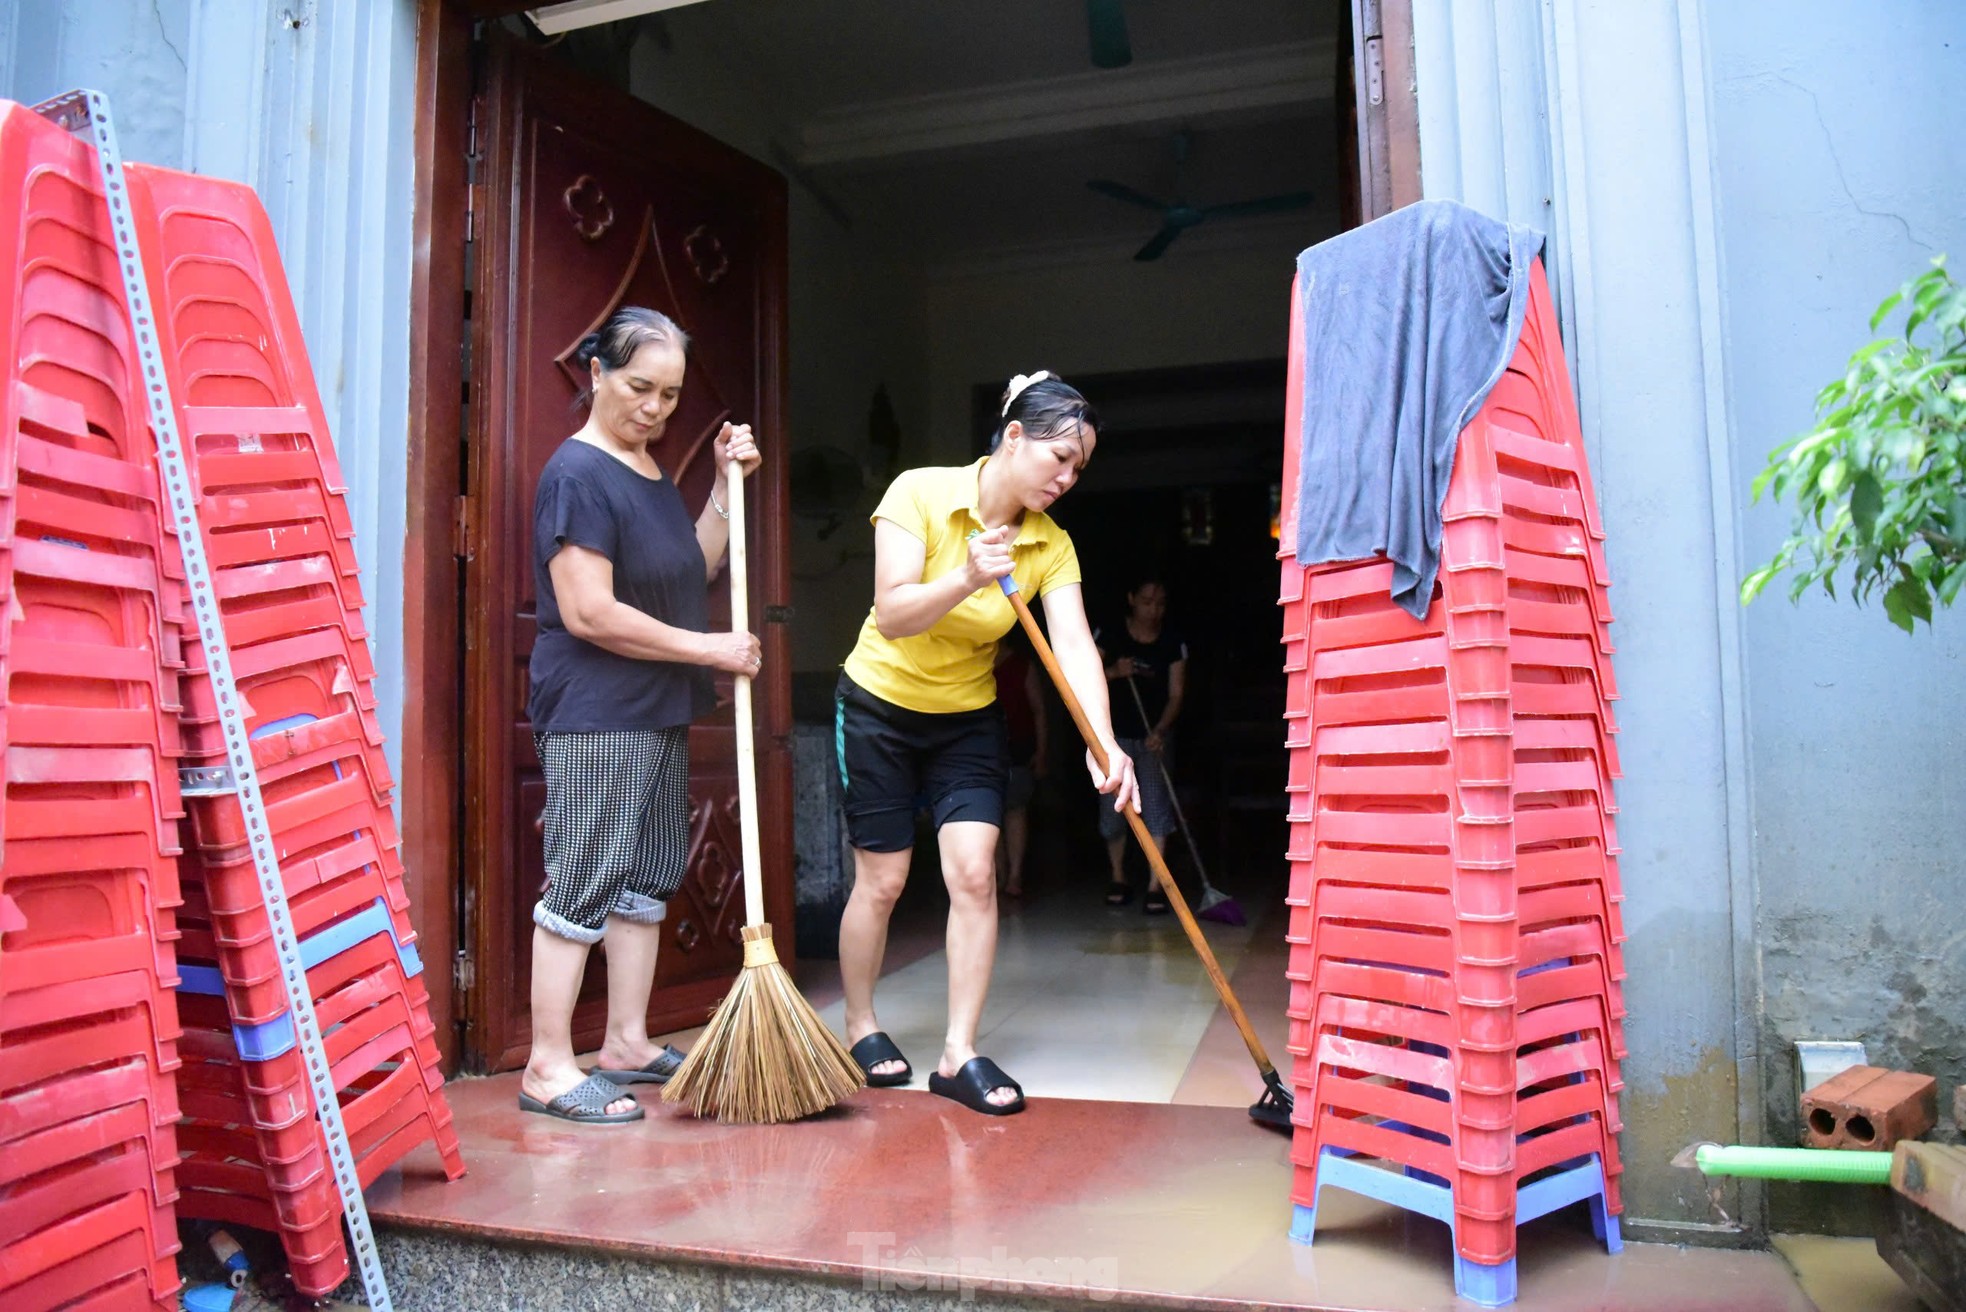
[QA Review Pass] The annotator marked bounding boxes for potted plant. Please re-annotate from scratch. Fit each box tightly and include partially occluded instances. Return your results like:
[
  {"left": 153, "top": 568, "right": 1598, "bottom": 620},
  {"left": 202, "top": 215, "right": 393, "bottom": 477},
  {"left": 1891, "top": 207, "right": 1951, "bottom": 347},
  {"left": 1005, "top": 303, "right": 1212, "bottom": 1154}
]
[{"left": 1742, "top": 258, "right": 1966, "bottom": 631}]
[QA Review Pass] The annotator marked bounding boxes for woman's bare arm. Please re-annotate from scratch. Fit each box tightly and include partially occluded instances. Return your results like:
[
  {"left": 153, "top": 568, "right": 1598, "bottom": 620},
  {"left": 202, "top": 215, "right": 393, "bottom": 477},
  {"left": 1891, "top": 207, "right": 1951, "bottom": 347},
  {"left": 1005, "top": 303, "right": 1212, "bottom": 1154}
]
[
  {"left": 1040, "top": 583, "right": 1141, "bottom": 814},
  {"left": 869, "top": 521, "right": 1013, "bottom": 639},
  {"left": 550, "top": 544, "right": 757, "bottom": 671}
]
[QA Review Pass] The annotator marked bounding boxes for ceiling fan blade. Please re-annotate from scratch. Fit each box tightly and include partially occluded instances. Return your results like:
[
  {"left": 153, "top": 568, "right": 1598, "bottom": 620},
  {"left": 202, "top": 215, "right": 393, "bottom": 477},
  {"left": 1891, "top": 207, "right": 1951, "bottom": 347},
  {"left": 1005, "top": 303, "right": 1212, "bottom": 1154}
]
[
  {"left": 1087, "top": 0, "right": 1132, "bottom": 69},
  {"left": 1199, "top": 192, "right": 1318, "bottom": 222},
  {"left": 1133, "top": 223, "right": 1183, "bottom": 262},
  {"left": 1088, "top": 179, "right": 1168, "bottom": 211}
]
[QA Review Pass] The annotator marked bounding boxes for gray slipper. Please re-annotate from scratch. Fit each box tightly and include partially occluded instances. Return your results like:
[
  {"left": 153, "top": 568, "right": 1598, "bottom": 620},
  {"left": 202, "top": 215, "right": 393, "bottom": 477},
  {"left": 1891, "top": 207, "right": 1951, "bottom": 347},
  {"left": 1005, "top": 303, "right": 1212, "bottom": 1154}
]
[
  {"left": 519, "top": 1073, "right": 644, "bottom": 1124},
  {"left": 589, "top": 1044, "right": 687, "bottom": 1086}
]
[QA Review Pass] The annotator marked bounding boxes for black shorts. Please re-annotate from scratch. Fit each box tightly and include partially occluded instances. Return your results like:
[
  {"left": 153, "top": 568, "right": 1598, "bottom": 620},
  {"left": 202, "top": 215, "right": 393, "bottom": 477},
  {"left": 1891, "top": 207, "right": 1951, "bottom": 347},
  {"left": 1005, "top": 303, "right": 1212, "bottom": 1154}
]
[{"left": 835, "top": 674, "right": 1007, "bottom": 852}]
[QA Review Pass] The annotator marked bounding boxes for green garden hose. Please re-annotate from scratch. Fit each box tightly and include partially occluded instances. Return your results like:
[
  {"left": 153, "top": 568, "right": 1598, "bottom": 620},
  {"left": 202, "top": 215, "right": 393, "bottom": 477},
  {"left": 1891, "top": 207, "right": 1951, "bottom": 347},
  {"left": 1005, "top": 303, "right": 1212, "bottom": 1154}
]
[{"left": 1691, "top": 1143, "right": 1893, "bottom": 1185}]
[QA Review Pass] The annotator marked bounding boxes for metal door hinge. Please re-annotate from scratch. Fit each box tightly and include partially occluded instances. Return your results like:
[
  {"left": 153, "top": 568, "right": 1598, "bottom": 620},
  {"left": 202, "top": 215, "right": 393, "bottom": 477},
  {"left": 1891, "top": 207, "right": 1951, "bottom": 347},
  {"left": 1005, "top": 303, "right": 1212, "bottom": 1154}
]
[
  {"left": 464, "top": 97, "right": 484, "bottom": 245},
  {"left": 453, "top": 950, "right": 475, "bottom": 993},
  {"left": 454, "top": 495, "right": 475, "bottom": 560},
  {"left": 1365, "top": 37, "right": 1386, "bottom": 106}
]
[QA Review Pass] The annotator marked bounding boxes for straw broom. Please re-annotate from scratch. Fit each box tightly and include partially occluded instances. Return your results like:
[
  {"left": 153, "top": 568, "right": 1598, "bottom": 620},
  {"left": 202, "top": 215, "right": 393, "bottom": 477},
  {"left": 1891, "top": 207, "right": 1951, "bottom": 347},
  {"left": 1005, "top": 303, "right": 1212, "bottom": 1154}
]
[{"left": 663, "top": 456, "right": 864, "bottom": 1123}]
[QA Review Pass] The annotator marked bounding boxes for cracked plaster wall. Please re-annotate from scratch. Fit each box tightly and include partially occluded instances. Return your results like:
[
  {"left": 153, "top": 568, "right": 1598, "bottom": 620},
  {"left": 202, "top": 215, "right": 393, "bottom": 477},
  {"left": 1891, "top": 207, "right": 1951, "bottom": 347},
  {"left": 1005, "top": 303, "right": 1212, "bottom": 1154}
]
[
  {"left": 1414, "top": 0, "right": 1965, "bottom": 1241},
  {"left": 1, "top": 0, "right": 419, "bottom": 789},
  {"left": 1, "top": 0, "right": 193, "bottom": 168},
  {"left": 1417, "top": 0, "right": 1762, "bottom": 1238},
  {"left": 1708, "top": 0, "right": 1966, "bottom": 1235}
]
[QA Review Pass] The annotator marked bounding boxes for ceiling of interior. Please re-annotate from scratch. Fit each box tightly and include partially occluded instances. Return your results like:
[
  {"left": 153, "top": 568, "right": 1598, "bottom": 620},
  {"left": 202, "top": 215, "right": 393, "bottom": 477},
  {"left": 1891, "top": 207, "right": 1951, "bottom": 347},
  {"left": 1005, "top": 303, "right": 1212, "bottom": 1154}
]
[{"left": 640, "top": 0, "right": 1345, "bottom": 268}]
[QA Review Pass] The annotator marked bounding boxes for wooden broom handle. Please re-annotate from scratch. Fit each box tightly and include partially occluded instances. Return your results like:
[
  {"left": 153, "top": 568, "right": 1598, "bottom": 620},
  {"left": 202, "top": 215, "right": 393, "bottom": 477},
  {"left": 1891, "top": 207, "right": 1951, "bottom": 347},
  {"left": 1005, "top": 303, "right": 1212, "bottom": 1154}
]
[
  {"left": 727, "top": 465, "right": 766, "bottom": 927},
  {"left": 997, "top": 578, "right": 1280, "bottom": 1079}
]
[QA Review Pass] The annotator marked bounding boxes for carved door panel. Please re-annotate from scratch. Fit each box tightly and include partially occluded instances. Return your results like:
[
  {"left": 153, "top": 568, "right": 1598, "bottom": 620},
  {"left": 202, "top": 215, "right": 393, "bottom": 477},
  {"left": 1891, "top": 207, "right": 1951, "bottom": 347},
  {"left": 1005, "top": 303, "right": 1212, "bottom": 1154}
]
[{"left": 464, "top": 34, "right": 791, "bottom": 1071}]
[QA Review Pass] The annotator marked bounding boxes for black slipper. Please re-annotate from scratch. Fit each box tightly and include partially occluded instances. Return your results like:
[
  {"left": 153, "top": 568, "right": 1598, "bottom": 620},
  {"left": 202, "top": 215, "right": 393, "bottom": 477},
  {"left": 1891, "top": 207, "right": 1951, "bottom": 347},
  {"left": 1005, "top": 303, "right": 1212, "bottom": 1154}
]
[
  {"left": 1143, "top": 891, "right": 1171, "bottom": 915},
  {"left": 517, "top": 1073, "right": 644, "bottom": 1124},
  {"left": 849, "top": 1031, "right": 913, "bottom": 1087},
  {"left": 1105, "top": 882, "right": 1131, "bottom": 906},
  {"left": 928, "top": 1056, "right": 1025, "bottom": 1116},
  {"left": 589, "top": 1044, "right": 686, "bottom": 1086}
]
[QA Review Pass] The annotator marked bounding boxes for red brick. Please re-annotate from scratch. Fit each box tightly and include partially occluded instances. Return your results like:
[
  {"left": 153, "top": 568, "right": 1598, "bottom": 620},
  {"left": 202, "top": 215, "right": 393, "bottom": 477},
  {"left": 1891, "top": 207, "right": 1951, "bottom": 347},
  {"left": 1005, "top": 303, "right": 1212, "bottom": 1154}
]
[
  {"left": 1801, "top": 1065, "right": 1937, "bottom": 1150},
  {"left": 1802, "top": 1065, "right": 1884, "bottom": 1149}
]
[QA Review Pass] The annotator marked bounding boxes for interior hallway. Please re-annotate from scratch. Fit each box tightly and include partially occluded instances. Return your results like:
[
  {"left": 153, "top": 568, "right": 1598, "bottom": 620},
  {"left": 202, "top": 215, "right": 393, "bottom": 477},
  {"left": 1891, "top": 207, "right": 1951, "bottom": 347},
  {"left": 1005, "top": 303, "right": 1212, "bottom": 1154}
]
[{"left": 796, "top": 883, "right": 1281, "bottom": 1108}]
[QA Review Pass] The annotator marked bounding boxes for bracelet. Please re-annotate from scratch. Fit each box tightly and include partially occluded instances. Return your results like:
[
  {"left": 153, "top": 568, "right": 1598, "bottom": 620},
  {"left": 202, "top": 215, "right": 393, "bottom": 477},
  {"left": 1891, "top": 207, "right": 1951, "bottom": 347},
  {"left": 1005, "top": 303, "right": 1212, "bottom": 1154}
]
[{"left": 709, "top": 484, "right": 730, "bottom": 520}]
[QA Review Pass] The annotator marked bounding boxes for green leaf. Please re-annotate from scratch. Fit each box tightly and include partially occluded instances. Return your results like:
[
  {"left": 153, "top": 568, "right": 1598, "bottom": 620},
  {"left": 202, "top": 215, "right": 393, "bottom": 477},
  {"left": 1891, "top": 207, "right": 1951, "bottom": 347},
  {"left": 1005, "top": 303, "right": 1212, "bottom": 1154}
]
[
  {"left": 1817, "top": 457, "right": 1850, "bottom": 498},
  {"left": 1883, "top": 579, "right": 1916, "bottom": 632},
  {"left": 1940, "top": 563, "right": 1966, "bottom": 607},
  {"left": 1850, "top": 469, "right": 1884, "bottom": 540},
  {"left": 1749, "top": 464, "right": 1776, "bottom": 502},
  {"left": 1908, "top": 277, "right": 1949, "bottom": 337},
  {"left": 1871, "top": 288, "right": 1907, "bottom": 332},
  {"left": 1906, "top": 568, "right": 1934, "bottom": 622}
]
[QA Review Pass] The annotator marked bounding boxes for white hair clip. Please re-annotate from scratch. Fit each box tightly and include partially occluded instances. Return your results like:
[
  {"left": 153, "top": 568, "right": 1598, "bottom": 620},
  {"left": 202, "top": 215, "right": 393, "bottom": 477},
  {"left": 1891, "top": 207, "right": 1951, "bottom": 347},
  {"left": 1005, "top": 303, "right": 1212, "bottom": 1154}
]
[{"left": 1002, "top": 370, "right": 1052, "bottom": 416}]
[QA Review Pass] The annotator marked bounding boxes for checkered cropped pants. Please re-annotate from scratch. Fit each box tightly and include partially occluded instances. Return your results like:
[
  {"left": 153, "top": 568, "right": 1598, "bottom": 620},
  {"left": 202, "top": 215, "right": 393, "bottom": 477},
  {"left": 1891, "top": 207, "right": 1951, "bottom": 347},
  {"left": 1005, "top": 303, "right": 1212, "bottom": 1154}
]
[{"left": 533, "top": 727, "right": 691, "bottom": 944}]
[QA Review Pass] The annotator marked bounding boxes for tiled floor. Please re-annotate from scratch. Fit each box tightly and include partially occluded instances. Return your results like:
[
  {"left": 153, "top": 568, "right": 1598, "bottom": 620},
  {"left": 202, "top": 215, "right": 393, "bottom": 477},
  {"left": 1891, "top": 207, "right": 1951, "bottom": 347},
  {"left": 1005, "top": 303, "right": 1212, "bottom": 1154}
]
[
  {"left": 806, "top": 889, "right": 1266, "bottom": 1104},
  {"left": 365, "top": 878, "right": 1915, "bottom": 1310}
]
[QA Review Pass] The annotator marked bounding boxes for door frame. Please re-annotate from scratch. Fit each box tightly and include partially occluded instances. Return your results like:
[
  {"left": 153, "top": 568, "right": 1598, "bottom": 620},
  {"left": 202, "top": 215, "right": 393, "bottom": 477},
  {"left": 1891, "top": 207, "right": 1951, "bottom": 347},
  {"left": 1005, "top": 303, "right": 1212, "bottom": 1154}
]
[
  {"left": 453, "top": 24, "right": 794, "bottom": 1074},
  {"left": 402, "top": 0, "right": 474, "bottom": 1071},
  {"left": 1350, "top": 0, "right": 1424, "bottom": 220},
  {"left": 408, "top": 0, "right": 1422, "bottom": 1072}
]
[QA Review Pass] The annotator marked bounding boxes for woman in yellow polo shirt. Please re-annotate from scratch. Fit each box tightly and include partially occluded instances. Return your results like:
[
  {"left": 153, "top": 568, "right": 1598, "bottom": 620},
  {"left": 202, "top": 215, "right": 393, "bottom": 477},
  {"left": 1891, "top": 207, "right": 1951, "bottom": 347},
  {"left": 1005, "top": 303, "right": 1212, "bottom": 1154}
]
[{"left": 835, "top": 371, "right": 1140, "bottom": 1116}]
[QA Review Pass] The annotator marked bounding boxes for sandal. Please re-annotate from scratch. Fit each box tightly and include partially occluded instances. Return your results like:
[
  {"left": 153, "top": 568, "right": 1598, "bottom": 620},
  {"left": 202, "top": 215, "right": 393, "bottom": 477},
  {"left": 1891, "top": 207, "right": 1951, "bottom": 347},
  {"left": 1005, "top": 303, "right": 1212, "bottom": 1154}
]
[
  {"left": 589, "top": 1044, "right": 687, "bottom": 1086},
  {"left": 1105, "top": 882, "right": 1132, "bottom": 907},
  {"left": 849, "top": 1031, "right": 913, "bottom": 1087},
  {"left": 928, "top": 1056, "right": 1025, "bottom": 1116},
  {"left": 518, "top": 1073, "right": 644, "bottom": 1124},
  {"left": 1143, "top": 889, "right": 1171, "bottom": 915}
]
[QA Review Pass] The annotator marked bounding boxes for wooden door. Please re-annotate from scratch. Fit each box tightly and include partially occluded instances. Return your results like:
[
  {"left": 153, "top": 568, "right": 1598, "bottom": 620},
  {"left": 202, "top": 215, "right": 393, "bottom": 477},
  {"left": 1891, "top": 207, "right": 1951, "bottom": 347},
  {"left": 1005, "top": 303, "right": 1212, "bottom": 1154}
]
[
  {"left": 1347, "top": 0, "right": 1424, "bottom": 222},
  {"left": 463, "top": 33, "right": 793, "bottom": 1072}
]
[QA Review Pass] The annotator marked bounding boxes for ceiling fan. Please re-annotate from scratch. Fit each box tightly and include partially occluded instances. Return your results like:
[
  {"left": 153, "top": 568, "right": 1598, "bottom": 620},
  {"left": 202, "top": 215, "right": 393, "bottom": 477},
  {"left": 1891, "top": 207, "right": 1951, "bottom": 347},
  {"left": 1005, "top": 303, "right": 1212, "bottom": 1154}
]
[
  {"left": 1086, "top": 0, "right": 1132, "bottom": 69},
  {"left": 1088, "top": 133, "right": 1316, "bottom": 262}
]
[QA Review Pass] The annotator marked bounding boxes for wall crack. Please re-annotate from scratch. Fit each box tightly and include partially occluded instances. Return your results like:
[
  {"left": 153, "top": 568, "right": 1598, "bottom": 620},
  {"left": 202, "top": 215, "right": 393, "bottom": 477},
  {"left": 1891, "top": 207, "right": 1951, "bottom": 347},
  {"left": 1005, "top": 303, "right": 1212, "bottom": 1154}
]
[
  {"left": 150, "top": 0, "right": 185, "bottom": 70},
  {"left": 1774, "top": 74, "right": 1937, "bottom": 255}
]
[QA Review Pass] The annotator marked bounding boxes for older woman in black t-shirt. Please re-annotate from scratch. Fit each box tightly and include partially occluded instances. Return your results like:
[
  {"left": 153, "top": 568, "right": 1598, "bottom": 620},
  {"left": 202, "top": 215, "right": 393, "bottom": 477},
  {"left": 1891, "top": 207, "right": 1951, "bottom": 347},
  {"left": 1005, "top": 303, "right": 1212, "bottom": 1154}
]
[{"left": 519, "top": 307, "right": 761, "bottom": 1125}]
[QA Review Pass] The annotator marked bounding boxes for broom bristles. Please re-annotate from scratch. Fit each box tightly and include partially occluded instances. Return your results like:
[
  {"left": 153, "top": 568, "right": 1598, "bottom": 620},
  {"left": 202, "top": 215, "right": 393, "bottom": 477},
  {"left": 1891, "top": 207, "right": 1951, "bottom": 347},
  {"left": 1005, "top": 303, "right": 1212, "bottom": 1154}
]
[{"left": 662, "top": 924, "right": 865, "bottom": 1123}]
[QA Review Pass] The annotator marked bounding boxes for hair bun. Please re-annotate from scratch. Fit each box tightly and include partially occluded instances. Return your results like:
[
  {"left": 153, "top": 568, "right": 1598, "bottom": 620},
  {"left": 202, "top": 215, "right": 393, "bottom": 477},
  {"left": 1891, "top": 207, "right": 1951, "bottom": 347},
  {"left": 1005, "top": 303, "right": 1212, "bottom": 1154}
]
[
  {"left": 573, "top": 333, "right": 603, "bottom": 367},
  {"left": 1001, "top": 370, "right": 1053, "bottom": 416}
]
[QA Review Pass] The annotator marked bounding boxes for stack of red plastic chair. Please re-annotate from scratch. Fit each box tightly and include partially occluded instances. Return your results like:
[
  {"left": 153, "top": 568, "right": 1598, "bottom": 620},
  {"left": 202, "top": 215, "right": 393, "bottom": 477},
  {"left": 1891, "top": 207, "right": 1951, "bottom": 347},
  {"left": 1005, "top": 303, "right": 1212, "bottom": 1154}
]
[
  {"left": 0, "top": 103, "right": 186, "bottom": 1312},
  {"left": 114, "top": 161, "right": 465, "bottom": 1298},
  {"left": 1278, "top": 258, "right": 1624, "bottom": 1308}
]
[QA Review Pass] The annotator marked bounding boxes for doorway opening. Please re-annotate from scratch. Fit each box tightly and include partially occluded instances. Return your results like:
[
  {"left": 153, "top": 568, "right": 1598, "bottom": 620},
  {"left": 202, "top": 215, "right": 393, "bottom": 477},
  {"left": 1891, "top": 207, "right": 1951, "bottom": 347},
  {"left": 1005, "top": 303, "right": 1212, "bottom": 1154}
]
[{"left": 432, "top": 0, "right": 1404, "bottom": 1091}]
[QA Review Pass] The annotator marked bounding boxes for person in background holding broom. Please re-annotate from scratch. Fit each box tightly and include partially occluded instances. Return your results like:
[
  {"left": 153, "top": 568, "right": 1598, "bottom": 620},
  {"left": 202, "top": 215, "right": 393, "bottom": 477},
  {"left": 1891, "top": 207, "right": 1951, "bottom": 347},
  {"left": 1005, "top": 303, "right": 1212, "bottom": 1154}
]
[
  {"left": 834, "top": 371, "right": 1140, "bottom": 1116},
  {"left": 519, "top": 307, "right": 761, "bottom": 1125},
  {"left": 1095, "top": 575, "right": 1186, "bottom": 913}
]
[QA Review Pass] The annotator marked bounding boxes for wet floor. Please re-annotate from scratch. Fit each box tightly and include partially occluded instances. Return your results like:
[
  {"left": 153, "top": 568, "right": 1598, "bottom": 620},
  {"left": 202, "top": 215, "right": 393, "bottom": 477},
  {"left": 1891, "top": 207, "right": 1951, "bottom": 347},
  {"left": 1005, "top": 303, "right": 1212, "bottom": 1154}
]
[
  {"left": 364, "top": 881, "right": 1914, "bottom": 1309},
  {"left": 369, "top": 1072, "right": 1865, "bottom": 1310}
]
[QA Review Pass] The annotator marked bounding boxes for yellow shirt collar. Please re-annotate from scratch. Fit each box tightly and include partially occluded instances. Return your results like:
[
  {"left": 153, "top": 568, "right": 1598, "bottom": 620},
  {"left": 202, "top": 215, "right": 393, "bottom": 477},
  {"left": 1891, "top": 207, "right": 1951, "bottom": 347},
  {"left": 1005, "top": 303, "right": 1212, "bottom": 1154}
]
[{"left": 959, "top": 455, "right": 1042, "bottom": 548}]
